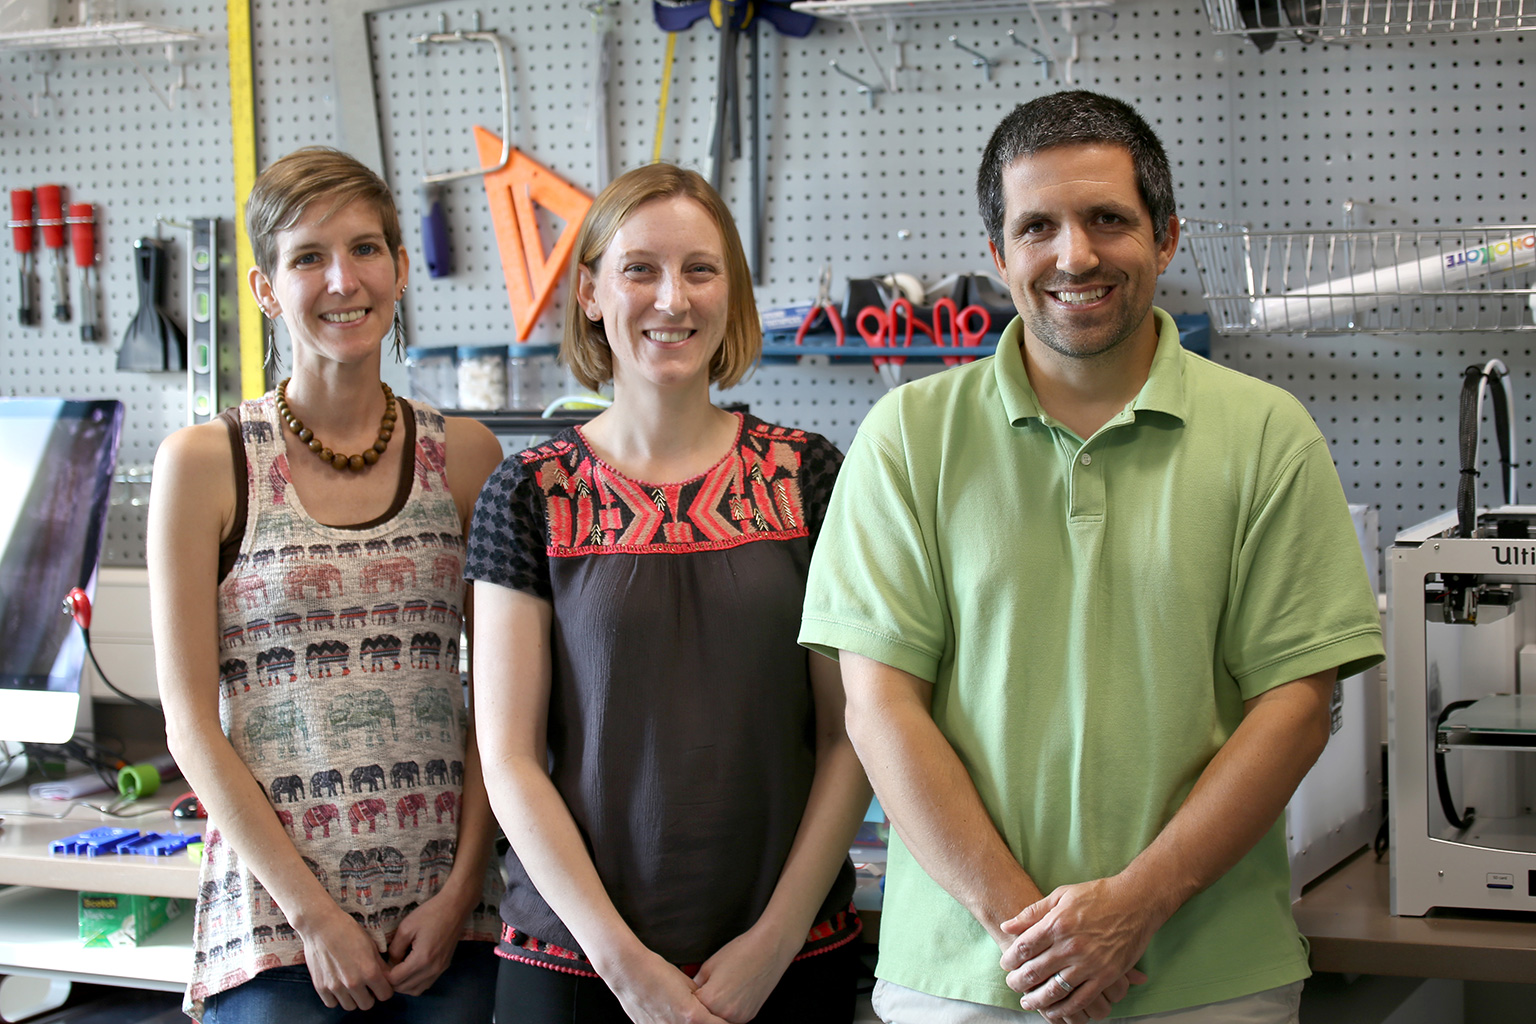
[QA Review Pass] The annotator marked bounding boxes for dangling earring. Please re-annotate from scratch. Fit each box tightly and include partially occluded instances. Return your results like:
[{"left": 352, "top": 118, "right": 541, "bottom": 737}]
[
  {"left": 392, "top": 301, "right": 407, "bottom": 362},
  {"left": 263, "top": 311, "right": 284, "bottom": 371}
]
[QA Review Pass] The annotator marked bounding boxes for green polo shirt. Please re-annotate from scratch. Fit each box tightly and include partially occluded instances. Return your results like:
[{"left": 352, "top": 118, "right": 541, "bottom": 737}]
[{"left": 800, "top": 309, "right": 1384, "bottom": 1016}]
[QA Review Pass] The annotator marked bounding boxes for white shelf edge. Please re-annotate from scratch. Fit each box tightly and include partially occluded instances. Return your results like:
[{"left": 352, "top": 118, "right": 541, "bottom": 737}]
[
  {"left": 0, "top": 886, "right": 191, "bottom": 992},
  {"left": 0, "top": 22, "right": 200, "bottom": 52}
]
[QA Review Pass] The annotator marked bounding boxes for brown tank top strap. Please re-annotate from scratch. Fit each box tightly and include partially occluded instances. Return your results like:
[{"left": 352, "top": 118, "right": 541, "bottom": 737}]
[{"left": 216, "top": 406, "right": 247, "bottom": 584}]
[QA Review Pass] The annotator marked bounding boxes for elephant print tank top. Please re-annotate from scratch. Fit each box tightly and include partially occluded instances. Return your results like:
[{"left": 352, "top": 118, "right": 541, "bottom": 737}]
[{"left": 186, "top": 392, "right": 502, "bottom": 1016}]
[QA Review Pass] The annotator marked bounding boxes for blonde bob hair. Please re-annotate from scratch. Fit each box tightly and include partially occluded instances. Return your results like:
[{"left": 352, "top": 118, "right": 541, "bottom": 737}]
[
  {"left": 563, "top": 164, "right": 761, "bottom": 391},
  {"left": 246, "top": 147, "right": 404, "bottom": 280}
]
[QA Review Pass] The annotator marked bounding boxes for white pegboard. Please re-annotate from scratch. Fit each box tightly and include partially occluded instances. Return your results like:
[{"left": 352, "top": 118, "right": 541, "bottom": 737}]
[
  {"left": 1, "top": 0, "right": 236, "bottom": 564},
  {"left": 2, "top": 0, "right": 1533, "bottom": 567}
]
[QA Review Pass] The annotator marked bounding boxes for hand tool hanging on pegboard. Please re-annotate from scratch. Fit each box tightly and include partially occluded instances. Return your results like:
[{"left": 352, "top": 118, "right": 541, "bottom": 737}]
[
  {"left": 35, "top": 184, "right": 70, "bottom": 323},
  {"left": 69, "top": 203, "right": 101, "bottom": 341},
  {"left": 9, "top": 189, "right": 40, "bottom": 327},
  {"left": 118, "top": 236, "right": 186, "bottom": 373},
  {"left": 410, "top": 13, "right": 516, "bottom": 280},
  {"left": 651, "top": 0, "right": 814, "bottom": 276}
]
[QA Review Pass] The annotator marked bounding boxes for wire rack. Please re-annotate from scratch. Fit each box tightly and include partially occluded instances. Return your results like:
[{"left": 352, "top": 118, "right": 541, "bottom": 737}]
[
  {"left": 1182, "top": 219, "right": 1536, "bottom": 334},
  {"left": 1202, "top": 0, "right": 1536, "bottom": 43}
]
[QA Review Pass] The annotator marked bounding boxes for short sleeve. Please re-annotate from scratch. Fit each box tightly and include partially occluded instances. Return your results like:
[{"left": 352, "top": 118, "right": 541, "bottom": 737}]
[
  {"left": 798, "top": 433, "right": 844, "bottom": 551},
  {"left": 464, "top": 448, "right": 552, "bottom": 599},
  {"left": 799, "top": 401, "right": 949, "bottom": 682},
  {"left": 1222, "top": 430, "right": 1385, "bottom": 696}
]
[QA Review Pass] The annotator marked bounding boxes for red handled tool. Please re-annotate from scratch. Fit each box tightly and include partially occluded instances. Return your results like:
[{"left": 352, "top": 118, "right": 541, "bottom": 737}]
[
  {"left": 9, "top": 188, "right": 39, "bottom": 326},
  {"left": 36, "top": 184, "right": 70, "bottom": 323},
  {"left": 69, "top": 202, "right": 101, "bottom": 340},
  {"left": 795, "top": 262, "right": 845, "bottom": 346},
  {"left": 932, "top": 298, "right": 991, "bottom": 366}
]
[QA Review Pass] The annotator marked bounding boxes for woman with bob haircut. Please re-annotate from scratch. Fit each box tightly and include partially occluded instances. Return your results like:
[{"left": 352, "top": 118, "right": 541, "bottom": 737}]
[
  {"left": 467, "top": 162, "right": 870, "bottom": 1024},
  {"left": 150, "top": 146, "right": 505, "bottom": 1023}
]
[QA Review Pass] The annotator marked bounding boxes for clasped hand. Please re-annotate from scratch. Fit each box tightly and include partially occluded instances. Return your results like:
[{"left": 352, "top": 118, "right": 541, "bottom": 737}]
[{"left": 997, "top": 877, "right": 1156, "bottom": 1023}]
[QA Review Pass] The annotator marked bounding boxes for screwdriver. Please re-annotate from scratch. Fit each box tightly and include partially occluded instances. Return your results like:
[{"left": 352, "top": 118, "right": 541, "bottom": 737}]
[
  {"left": 9, "top": 188, "right": 39, "bottom": 326},
  {"left": 69, "top": 202, "right": 101, "bottom": 341},
  {"left": 36, "top": 184, "right": 70, "bottom": 322}
]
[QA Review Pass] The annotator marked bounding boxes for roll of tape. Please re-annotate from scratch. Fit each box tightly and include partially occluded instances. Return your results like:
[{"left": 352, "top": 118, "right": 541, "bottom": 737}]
[{"left": 118, "top": 762, "right": 162, "bottom": 800}]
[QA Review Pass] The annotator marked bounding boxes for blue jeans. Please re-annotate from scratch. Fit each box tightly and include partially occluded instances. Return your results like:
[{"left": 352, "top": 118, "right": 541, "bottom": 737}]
[{"left": 202, "top": 940, "right": 496, "bottom": 1024}]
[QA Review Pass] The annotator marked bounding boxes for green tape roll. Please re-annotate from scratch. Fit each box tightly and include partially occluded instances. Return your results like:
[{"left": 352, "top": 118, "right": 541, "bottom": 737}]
[{"left": 118, "top": 762, "right": 162, "bottom": 800}]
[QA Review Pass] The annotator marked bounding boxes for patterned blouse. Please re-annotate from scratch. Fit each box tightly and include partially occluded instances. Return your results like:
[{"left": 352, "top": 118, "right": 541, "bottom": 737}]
[
  {"left": 465, "top": 412, "right": 859, "bottom": 973},
  {"left": 185, "top": 394, "right": 502, "bottom": 1018}
]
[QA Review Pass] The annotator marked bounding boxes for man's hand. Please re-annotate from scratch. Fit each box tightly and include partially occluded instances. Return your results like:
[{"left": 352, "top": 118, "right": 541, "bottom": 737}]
[{"left": 998, "top": 876, "right": 1157, "bottom": 1021}]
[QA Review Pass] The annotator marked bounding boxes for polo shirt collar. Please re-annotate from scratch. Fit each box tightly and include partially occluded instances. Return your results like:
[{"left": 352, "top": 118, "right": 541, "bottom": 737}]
[{"left": 992, "top": 307, "right": 1188, "bottom": 428}]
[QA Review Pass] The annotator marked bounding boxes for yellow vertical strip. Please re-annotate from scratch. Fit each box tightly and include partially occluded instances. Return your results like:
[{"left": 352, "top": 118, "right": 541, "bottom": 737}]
[{"left": 227, "top": 0, "right": 263, "bottom": 399}]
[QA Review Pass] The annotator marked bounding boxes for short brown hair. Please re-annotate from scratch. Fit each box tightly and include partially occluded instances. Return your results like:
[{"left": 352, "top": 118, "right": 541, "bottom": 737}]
[
  {"left": 246, "top": 147, "right": 404, "bottom": 279},
  {"left": 562, "top": 164, "right": 760, "bottom": 391}
]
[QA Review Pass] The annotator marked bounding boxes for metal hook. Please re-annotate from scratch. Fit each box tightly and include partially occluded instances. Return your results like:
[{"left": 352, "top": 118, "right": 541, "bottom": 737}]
[
  {"left": 830, "top": 60, "right": 882, "bottom": 109},
  {"left": 1006, "top": 30, "right": 1052, "bottom": 80},
  {"left": 949, "top": 37, "right": 993, "bottom": 81}
]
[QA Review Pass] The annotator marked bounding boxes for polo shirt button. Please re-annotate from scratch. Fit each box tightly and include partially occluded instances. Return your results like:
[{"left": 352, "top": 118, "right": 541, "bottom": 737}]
[{"left": 1080, "top": 452, "right": 1092, "bottom": 466}]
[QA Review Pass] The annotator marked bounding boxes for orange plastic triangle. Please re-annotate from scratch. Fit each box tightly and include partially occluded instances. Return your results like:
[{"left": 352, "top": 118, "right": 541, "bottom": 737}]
[{"left": 475, "top": 126, "right": 593, "bottom": 342}]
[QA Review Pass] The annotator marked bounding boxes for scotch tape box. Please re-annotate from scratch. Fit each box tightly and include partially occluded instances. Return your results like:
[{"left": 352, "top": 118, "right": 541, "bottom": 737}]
[{"left": 79, "top": 892, "right": 184, "bottom": 947}]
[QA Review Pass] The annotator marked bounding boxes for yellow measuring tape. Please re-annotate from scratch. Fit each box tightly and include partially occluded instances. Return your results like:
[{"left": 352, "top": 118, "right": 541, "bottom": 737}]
[{"left": 227, "top": 0, "right": 263, "bottom": 400}]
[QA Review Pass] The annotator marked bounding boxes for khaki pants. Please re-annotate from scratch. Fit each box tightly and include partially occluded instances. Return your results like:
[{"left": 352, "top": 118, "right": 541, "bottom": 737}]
[{"left": 871, "top": 979, "right": 1304, "bottom": 1024}]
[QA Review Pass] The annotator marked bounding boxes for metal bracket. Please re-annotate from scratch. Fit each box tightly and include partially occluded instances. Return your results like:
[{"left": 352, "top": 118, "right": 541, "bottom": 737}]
[
  {"left": 949, "top": 36, "right": 993, "bottom": 81},
  {"left": 830, "top": 60, "right": 883, "bottom": 109}
]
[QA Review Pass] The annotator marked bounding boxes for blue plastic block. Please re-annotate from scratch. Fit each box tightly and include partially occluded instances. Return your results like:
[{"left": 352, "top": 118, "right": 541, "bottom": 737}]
[
  {"left": 118, "top": 832, "right": 202, "bottom": 856},
  {"left": 50, "top": 827, "right": 141, "bottom": 856}
]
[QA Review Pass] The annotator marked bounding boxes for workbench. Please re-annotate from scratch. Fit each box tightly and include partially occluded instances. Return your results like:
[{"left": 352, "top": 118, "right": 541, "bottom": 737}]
[
  {"left": 0, "top": 784, "right": 198, "bottom": 993},
  {"left": 1292, "top": 848, "right": 1536, "bottom": 983}
]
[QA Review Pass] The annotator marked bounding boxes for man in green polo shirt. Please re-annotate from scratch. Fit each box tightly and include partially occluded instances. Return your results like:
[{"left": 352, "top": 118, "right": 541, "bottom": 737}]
[{"left": 799, "top": 91, "right": 1384, "bottom": 1024}]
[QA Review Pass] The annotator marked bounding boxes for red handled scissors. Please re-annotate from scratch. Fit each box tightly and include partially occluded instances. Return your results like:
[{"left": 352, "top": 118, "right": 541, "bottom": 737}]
[
  {"left": 932, "top": 298, "right": 991, "bottom": 366},
  {"left": 857, "top": 298, "right": 933, "bottom": 388},
  {"left": 795, "top": 262, "right": 845, "bottom": 346}
]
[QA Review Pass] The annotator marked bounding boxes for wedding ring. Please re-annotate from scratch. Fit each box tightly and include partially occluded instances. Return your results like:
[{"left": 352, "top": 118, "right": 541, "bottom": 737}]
[{"left": 1054, "top": 972, "right": 1073, "bottom": 995}]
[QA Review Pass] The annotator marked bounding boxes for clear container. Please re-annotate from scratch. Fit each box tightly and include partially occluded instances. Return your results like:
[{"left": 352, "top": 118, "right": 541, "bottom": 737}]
[
  {"left": 405, "top": 345, "right": 458, "bottom": 410},
  {"left": 456, "top": 344, "right": 508, "bottom": 411},
  {"left": 506, "top": 342, "right": 560, "bottom": 412},
  {"left": 79, "top": 0, "right": 123, "bottom": 25}
]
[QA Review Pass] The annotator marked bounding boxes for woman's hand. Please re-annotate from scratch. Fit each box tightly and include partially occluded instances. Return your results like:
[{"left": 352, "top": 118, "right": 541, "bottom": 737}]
[
  {"left": 295, "top": 906, "right": 395, "bottom": 1011},
  {"left": 385, "top": 891, "right": 468, "bottom": 996},
  {"left": 605, "top": 946, "right": 733, "bottom": 1024},
  {"left": 690, "top": 926, "right": 798, "bottom": 1023}
]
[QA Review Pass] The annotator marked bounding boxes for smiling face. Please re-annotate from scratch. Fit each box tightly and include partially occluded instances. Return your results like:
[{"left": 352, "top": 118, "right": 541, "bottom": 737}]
[
  {"left": 250, "top": 197, "right": 407, "bottom": 370},
  {"left": 576, "top": 195, "right": 730, "bottom": 395},
  {"left": 989, "top": 143, "right": 1179, "bottom": 364}
]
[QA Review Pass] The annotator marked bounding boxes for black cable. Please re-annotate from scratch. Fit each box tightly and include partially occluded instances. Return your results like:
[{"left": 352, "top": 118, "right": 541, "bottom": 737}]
[
  {"left": 1485, "top": 364, "right": 1514, "bottom": 505},
  {"left": 1455, "top": 364, "right": 1483, "bottom": 539},
  {"left": 1433, "top": 699, "right": 1480, "bottom": 831},
  {"left": 80, "top": 627, "right": 161, "bottom": 713}
]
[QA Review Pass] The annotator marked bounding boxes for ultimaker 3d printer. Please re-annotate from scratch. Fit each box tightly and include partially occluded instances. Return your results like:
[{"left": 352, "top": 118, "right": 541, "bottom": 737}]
[{"left": 1388, "top": 361, "right": 1536, "bottom": 916}]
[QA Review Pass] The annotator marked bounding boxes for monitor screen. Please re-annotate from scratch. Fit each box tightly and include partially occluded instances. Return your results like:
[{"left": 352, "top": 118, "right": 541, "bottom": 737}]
[{"left": 0, "top": 398, "right": 124, "bottom": 744}]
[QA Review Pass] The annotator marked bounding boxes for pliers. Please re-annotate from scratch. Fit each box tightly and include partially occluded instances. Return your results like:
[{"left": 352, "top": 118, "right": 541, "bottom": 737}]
[{"left": 795, "top": 262, "right": 845, "bottom": 346}]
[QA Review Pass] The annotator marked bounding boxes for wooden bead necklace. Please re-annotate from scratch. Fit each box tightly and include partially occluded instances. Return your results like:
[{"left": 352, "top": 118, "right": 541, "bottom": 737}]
[{"left": 276, "top": 377, "right": 397, "bottom": 472}]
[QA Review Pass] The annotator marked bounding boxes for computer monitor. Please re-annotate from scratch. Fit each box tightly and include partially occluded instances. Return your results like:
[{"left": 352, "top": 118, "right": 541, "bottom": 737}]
[{"left": 0, "top": 398, "right": 124, "bottom": 744}]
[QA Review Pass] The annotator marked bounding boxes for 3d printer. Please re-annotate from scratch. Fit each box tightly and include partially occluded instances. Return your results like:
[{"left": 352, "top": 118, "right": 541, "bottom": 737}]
[{"left": 1388, "top": 361, "right": 1536, "bottom": 915}]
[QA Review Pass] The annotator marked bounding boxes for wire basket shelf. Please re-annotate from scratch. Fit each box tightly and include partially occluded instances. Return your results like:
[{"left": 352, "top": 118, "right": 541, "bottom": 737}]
[
  {"left": 1202, "top": 0, "right": 1536, "bottom": 43},
  {"left": 1181, "top": 219, "right": 1536, "bottom": 334}
]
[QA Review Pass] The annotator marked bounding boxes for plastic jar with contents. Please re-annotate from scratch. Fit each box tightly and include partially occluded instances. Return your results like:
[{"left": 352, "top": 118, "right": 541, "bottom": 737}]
[
  {"left": 405, "top": 346, "right": 458, "bottom": 410},
  {"left": 506, "top": 342, "right": 560, "bottom": 411},
  {"left": 457, "top": 344, "right": 509, "bottom": 411}
]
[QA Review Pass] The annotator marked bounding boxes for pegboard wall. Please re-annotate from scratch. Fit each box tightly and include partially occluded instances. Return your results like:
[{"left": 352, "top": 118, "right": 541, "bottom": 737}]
[{"left": 1, "top": 0, "right": 1532, "bottom": 572}]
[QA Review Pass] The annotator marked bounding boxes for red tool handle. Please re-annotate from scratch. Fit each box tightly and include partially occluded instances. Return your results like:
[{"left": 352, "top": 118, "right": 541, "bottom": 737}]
[
  {"left": 69, "top": 203, "right": 96, "bottom": 268},
  {"left": 10, "top": 189, "right": 34, "bottom": 253},
  {"left": 36, "top": 184, "right": 66, "bottom": 249}
]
